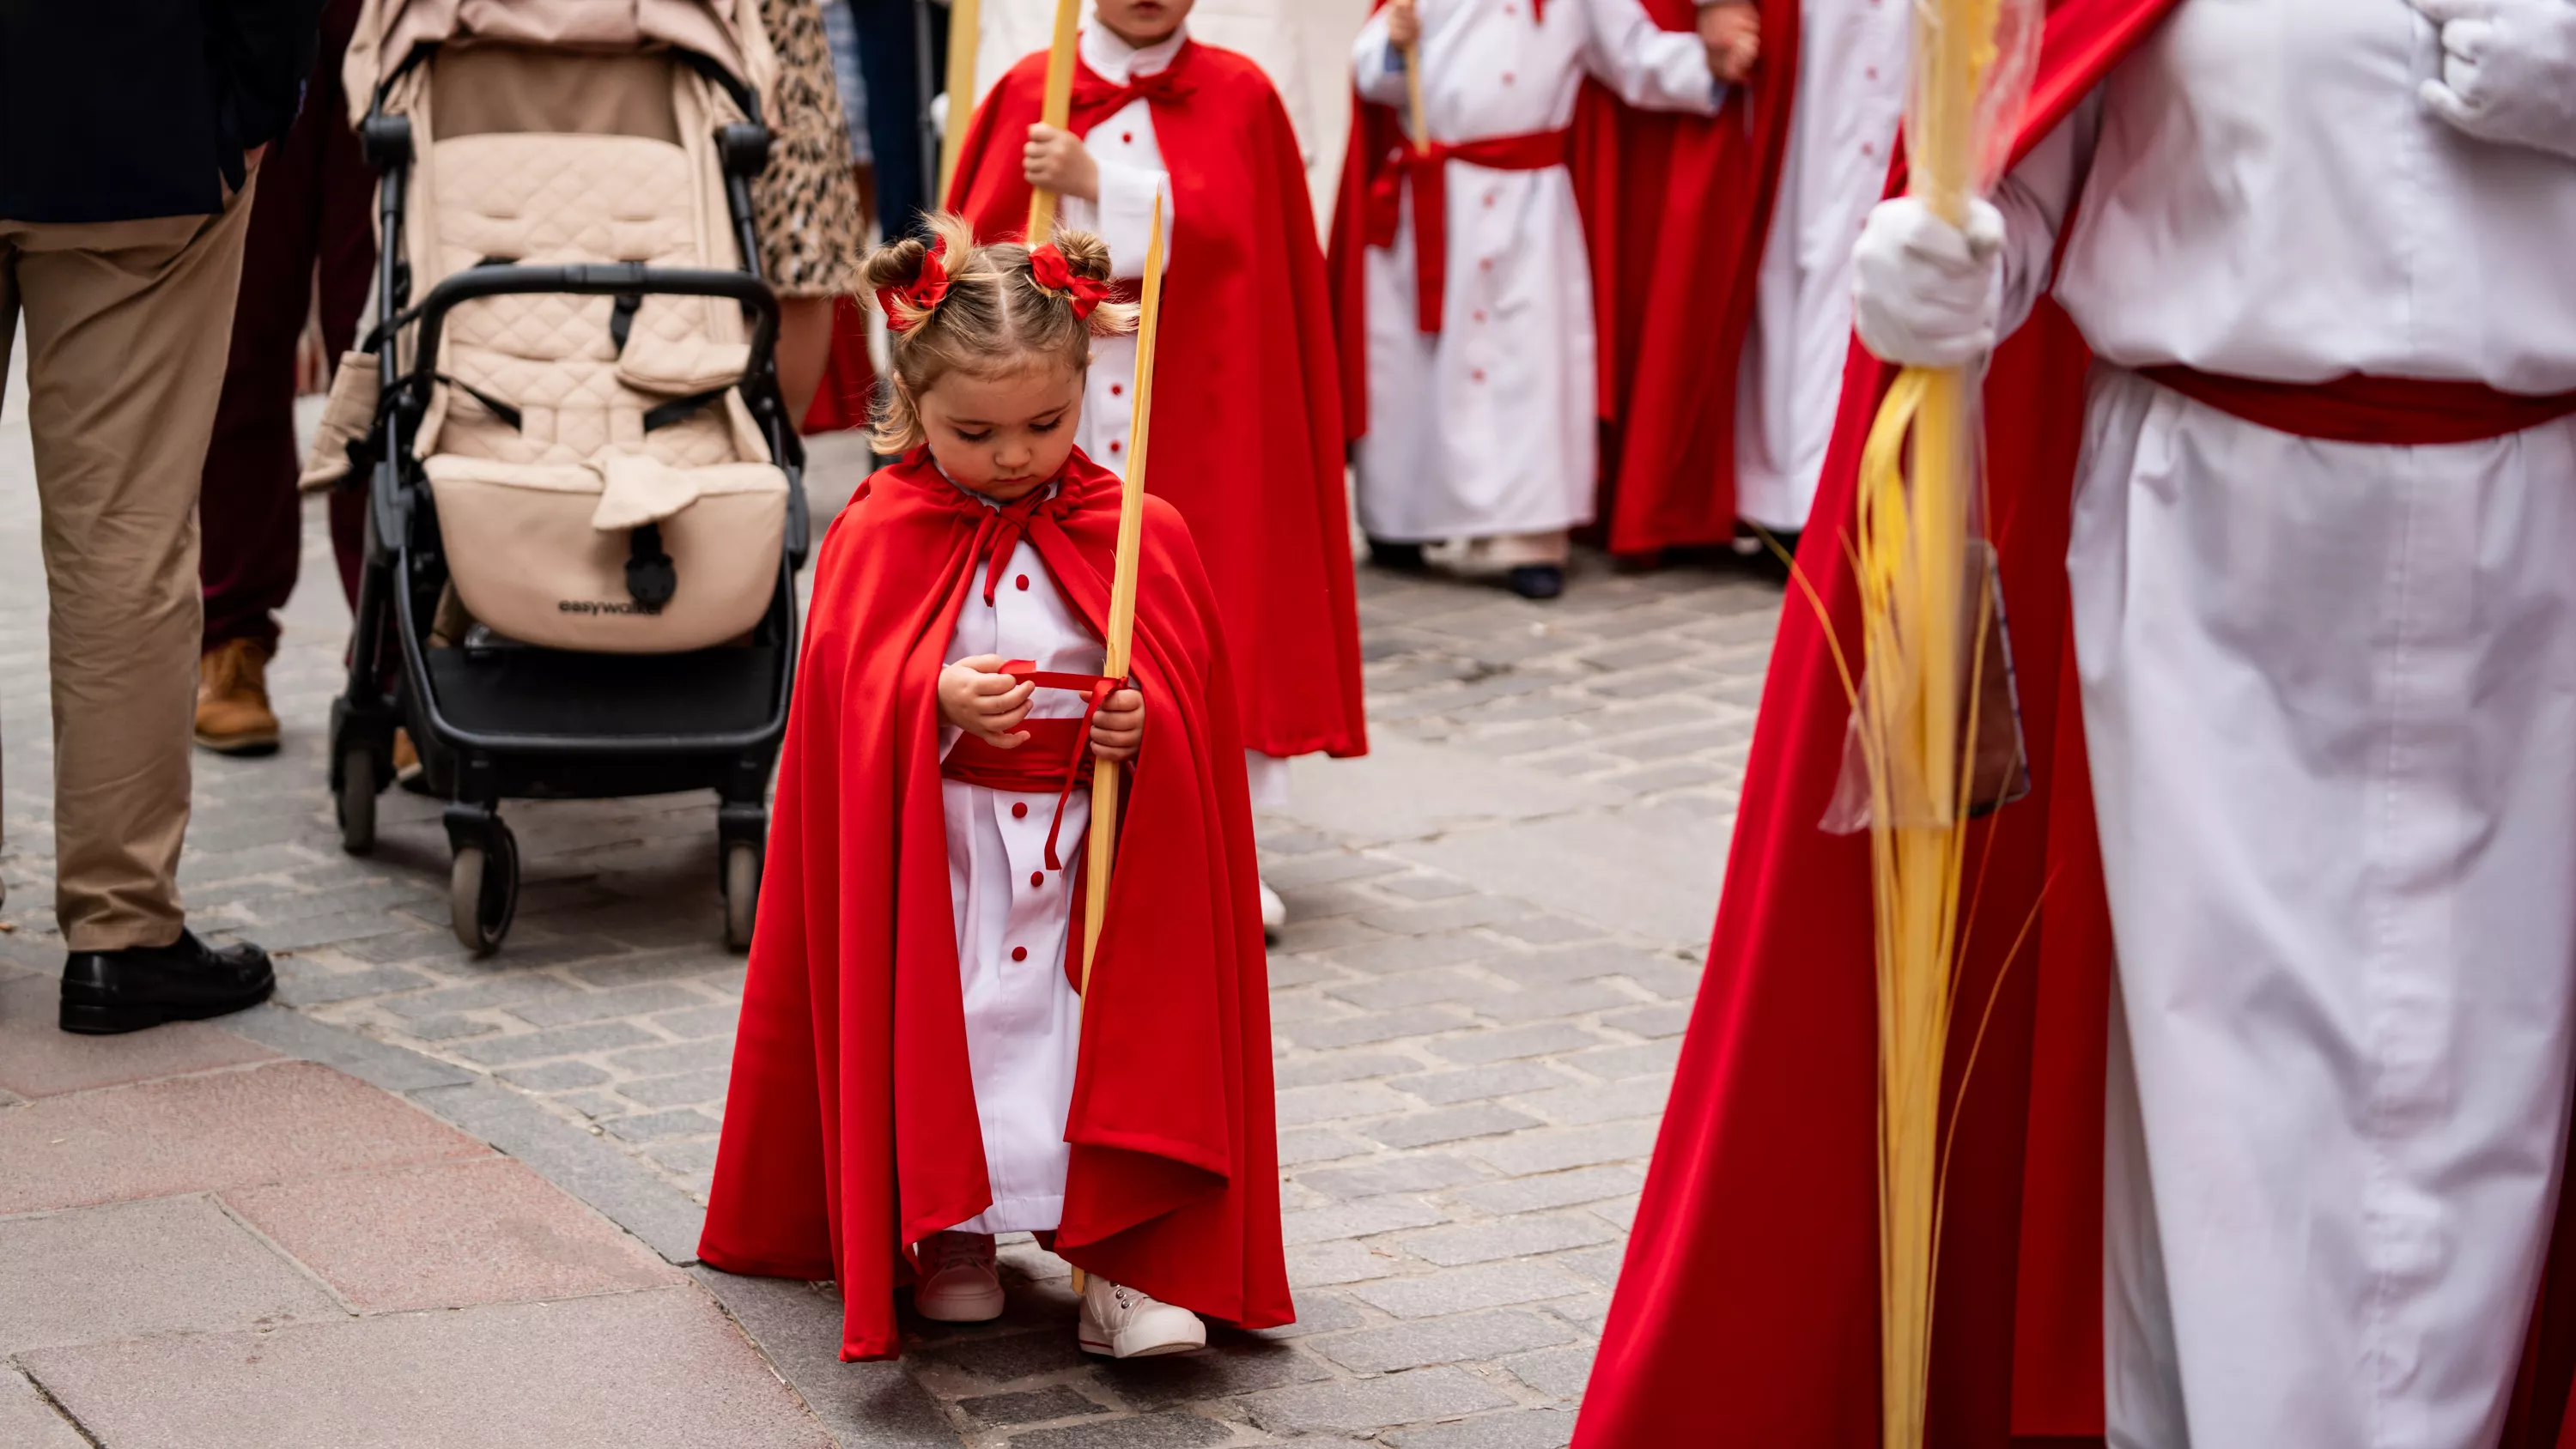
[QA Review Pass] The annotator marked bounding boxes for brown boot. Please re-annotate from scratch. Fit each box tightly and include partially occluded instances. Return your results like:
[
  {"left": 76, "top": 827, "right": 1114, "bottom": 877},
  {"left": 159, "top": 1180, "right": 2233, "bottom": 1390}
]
[{"left": 194, "top": 638, "right": 280, "bottom": 755}]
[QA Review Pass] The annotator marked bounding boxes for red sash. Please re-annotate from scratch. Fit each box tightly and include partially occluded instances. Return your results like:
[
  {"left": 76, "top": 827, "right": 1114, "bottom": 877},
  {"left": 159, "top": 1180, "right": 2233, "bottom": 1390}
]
[
  {"left": 1365, "top": 128, "right": 1573, "bottom": 333},
  {"left": 2140, "top": 366, "right": 2576, "bottom": 447},
  {"left": 937, "top": 664, "right": 1121, "bottom": 871}
]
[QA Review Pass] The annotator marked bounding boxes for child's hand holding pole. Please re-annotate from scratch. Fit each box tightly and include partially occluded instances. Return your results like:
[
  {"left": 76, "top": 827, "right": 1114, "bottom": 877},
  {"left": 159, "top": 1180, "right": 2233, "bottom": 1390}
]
[
  {"left": 1089, "top": 688, "right": 1145, "bottom": 763},
  {"left": 1698, "top": 0, "right": 1762, "bottom": 85},
  {"left": 939, "top": 656, "right": 1038, "bottom": 748}
]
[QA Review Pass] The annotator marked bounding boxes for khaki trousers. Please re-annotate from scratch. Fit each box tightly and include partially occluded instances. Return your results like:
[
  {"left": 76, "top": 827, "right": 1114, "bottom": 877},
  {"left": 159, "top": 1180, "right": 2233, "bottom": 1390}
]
[{"left": 0, "top": 180, "right": 256, "bottom": 951}]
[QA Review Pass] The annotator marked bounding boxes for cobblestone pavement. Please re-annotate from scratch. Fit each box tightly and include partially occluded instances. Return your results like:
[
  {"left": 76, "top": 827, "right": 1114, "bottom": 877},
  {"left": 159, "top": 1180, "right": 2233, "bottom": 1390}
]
[{"left": 0, "top": 382, "right": 1785, "bottom": 1446}]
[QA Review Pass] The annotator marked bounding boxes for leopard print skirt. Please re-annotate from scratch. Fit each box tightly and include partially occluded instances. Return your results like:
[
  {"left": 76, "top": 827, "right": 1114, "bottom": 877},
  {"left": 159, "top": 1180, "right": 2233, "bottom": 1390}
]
[{"left": 753, "top": 0, "right": 866, "bottom": 298}]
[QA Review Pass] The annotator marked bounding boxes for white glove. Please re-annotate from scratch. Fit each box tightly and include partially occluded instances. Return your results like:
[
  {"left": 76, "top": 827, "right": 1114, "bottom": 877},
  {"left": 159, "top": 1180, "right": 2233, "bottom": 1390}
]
[
  {"left": 1850, "top": 197, "right": 2007, "bottom": 369},
  {"left": 2414, "top": 0, "right": 2576, "bottom": 161}
]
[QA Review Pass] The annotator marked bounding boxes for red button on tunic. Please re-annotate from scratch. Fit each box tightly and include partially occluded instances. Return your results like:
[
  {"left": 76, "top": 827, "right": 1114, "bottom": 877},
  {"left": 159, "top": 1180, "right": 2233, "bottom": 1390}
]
[
  {"left": 1016, "top": 574, "right": 1030, "bottom": 591},
  {"left": 1011, "top": 946, "right": 1029, "bottom": 961},
  {"left": 1012, "top": 802, "right": 1029, "bottom": 818},
  {"left": 1111, "top": 383, "right": 1123, "bottom": 396},
  {"left": 1121, "top": 131, "right": 1133, "bottom": 144},
  {"left": 1109, "top": 440, "right": 1122, "bottom": 453},
  {"left": 1030, "top": 871, "right": 1045, "bottom": 888}
]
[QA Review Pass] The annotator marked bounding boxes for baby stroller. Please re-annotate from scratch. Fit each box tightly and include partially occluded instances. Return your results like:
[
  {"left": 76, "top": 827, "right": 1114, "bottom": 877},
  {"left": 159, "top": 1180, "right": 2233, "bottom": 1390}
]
[{"left": 307, "top": 0, "right": 808, "bottom": 954}]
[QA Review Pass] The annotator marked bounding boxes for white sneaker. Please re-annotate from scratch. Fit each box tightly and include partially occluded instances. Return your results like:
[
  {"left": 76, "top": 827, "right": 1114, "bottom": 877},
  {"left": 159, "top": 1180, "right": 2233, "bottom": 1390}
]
[
  {"left": 913, "top": 1231, "right": 1005, "bottom": 1323},
  {"left": 1078, "top": 1275, "right": 1207, "bottom": 1358},
  {"left": 1259, "top": 880, "right": 1287, "bottom": 941}
]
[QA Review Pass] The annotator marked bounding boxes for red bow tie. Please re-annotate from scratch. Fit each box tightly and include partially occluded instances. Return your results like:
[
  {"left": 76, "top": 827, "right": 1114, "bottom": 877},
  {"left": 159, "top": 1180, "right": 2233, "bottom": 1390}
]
[{"left": 1069, "top": 48, "right": 1195, "bottom": 135}]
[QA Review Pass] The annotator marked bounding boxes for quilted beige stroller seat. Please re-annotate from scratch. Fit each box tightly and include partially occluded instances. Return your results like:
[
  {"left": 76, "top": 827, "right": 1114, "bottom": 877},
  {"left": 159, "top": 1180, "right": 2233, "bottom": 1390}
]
[
  {"left": 313, "top": 0, "right": 806, "bottom": 956},
  {"left": 316, "top": 8, "right": 792, "bottom": 654}
]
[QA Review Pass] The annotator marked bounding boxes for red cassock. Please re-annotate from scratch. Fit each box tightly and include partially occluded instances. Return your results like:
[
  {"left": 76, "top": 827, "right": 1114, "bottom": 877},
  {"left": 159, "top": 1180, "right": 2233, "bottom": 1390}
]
[
  {"left": 945, "top": 42, "right": 1369, "bottom": 763},
  {"left": 1571, "top": 0, "right": 1796, "bottom": 556},
  {"left": 697, "top": 449, "right": 1292, "bottom": 1362},
  {"left": 1574, "top": 1, "right": 2576, "bottom": 1443}
]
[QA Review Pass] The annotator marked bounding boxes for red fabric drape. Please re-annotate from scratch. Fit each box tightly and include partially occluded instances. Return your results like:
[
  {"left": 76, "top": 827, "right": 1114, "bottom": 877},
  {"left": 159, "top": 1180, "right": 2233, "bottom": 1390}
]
[
  {"left": 799, "top": 294, "right": 878, "bottom": 434},
  {"left": 698, "top": 449, "right": 1290, "bottom": 1361},
  {"left": 948, "top": 41, "right": 1369, "bottom": 763}
]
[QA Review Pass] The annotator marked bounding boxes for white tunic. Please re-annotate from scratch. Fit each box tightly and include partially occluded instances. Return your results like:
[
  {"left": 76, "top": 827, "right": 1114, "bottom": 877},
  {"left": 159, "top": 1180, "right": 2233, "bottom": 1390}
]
[
  {"left": 1350, "top": 0, "right": 1722, "bottom": 543},
  {"left": 939, "top": 502, "right": 1101, "bottom": 1236},
  {"left": 1730, "top": 0, "right": 1908, "bottom": 532},
  {"left": 1986, "top": 6, "right": 2576, "bottom": 1444}
]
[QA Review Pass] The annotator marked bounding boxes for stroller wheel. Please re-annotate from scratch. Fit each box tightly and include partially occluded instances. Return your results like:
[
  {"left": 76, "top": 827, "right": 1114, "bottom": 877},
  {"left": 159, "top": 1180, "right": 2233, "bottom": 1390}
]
[
  {"left": 450, "top": 825, "right": 520, "bottom": 955},
  {"left": 722, "top": 841, "right": 760, "bottom": 953},
  {"left": 337, "top": 745, "right": 379, "bottom": 856}
]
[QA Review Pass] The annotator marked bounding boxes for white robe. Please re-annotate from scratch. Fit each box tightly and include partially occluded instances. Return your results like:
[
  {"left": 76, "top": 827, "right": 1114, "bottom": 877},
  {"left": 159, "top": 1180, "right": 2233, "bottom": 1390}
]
[
  {"left": 1349, "top": 0, "right": 1721, "bottom": 544},
  {"left": 1990, "top": 5, "right": 2576, "bottom": 1443},
  {"left": 1730, "top": 0, "right": 1908, "bottom": 533},
  {"left": 939, "top": 508, "right": 1099, "bottom": 1236}
]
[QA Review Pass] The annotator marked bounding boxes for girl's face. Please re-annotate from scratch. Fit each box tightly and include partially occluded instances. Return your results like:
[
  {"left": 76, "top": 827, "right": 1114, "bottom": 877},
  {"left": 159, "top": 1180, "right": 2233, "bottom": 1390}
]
[{"left": 915, "top": 362, "right": 1085, "bottom": 501}]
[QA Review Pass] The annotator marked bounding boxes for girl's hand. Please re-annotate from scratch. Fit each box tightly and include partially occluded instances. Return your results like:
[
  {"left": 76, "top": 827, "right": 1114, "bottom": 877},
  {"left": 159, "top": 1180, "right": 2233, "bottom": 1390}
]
[
  {"left": 940, "top": 655, "right": 1037, "bottom": 749},
  {"left": 1023, "top": 124, "right": 1101, "bottom": 203},
  {"left": 1388, "top": 0, "right": 1420, "bottom": 50},
  {"left": 1699, "top": 1, "right": 1761, "bottom": 85},
  {"left": 1089, "top": 687, "right": 1145, "bottom": 764}
]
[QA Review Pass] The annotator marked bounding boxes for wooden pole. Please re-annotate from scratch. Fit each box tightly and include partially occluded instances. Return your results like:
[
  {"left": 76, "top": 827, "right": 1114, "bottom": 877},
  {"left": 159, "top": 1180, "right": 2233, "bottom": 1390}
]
[
  {"left": 1067, "top": 193, "right": 1161, "bottom": 1300},
  {"left": 1025, "top": 0, "right": 1084, "bottom": 244},
  {"left": 937, "top": 0, "right": 982, "bottom": 203},
  {"left": 1402, "top": 39, "right": 1428, "bottom": 149},
  {"left": 1079, "top": 193, "right": 1163, "bottom": 994}
]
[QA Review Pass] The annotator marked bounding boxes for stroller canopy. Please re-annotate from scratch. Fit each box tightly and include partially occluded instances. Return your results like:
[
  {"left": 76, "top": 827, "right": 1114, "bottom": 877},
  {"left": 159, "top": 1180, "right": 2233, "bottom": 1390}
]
[{"left": 344, "top": 0, "right": 777, "bottom": 123}]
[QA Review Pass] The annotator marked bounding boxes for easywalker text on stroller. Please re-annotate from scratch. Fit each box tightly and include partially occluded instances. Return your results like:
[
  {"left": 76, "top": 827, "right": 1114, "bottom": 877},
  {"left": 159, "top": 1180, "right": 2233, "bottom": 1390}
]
[{"left": 304, "top": 0, "right": 806, "bottom": 954}]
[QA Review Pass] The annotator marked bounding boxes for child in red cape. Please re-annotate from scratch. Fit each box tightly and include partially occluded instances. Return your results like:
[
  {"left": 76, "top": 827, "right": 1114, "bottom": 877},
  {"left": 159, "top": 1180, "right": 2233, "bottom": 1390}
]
[
  {"left": 946, "top": 0, "right": 1368, "bottom": 939},
  {"left": 696, "top": 214, "right": 1291, "bottom": 1363}
]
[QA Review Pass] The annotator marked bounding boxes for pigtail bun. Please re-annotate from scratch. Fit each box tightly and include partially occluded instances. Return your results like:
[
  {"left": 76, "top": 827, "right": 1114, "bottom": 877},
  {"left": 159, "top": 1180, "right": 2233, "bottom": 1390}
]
[{"left": 1044, "top": 227, "right": 1141, "bottom": 339}]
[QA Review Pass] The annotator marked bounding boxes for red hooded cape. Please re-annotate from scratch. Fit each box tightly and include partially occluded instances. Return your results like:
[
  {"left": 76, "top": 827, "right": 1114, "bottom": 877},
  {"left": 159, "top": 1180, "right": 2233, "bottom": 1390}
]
[
  {"left": 1577, "top": 0, "right": 2576, "bottom": 1442},
  {"left": 946, "top": 40, "right": 1369, "bottom": 763},
  {"left": 1573, "top": 0, "right": 1798, "bottom": 555},
  {"left": 1323, "top": 0, "right": 1796, "bottom": 557},
  {"left": 699, "top": 449, "right": 1292, "bottom": 1362}
]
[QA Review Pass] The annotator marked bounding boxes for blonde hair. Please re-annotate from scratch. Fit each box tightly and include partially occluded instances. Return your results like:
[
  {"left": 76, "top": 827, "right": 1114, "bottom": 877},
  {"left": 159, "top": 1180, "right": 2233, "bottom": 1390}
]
[{"left": 861, "top": 211, "right": 1140, "bottom": 454}]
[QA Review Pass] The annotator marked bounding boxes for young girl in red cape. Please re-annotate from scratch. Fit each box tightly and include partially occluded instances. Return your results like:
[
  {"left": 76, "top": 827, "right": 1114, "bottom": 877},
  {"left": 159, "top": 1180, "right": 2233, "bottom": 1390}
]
[
  {"left": 946, "top": 0, "right": 1367, "bottom": 939},
  {"left": 696, "top": 214, "right": 1291, "bottom": 1363}
]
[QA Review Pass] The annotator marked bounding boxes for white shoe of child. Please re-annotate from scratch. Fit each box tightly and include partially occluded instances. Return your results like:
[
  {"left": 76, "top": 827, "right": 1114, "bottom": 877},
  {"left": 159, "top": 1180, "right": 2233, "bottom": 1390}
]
[
  {"left": 1077, "top": 1275, "right": 1207, "bottom": 1358},
  {"left": 913, "top": 1231, "right": 1005, "bottom": 1323},
  {"left": 1259, "top": 881, "right": 1287, "bottom": 940}
]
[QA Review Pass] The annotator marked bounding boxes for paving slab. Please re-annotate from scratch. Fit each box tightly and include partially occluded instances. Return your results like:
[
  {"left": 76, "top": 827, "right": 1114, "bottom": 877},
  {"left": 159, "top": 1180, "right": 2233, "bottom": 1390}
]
[
  {"left": 0, "top": 1367, "right": 86, "bottom": 1449},
  {"left": 0, "top": 1196, "right": 342, "bottom": 1353},
  {"left": 0, "top": 974, "right": 277, "bottom": 1097},
  {"left": 20, "top": 1287, "right": 831, "bottom": 1449},
  {"left": 0, "top": 1059, "right": 489, "bottom": 1215},
  {"left": 222, "top": 1156, "right": 681, "bottom": 1313}
]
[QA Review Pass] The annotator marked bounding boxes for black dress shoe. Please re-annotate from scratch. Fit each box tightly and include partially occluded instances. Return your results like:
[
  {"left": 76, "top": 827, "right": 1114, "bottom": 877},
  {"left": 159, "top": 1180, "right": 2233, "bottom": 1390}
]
[
  {"left": 1366, "top": 537, "right": 1427, "bottom": 572},
  {"left": 1505, "top": 565, "right": 1564, "bottom": 600},
  {"left": 60, "top": 930, "right": 274, "bottom": 1035}
]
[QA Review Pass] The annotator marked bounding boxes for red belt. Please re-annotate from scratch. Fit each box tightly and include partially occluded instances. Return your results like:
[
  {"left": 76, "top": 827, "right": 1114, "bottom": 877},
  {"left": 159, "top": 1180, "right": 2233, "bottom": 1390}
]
[
  {"left": 1365, "top": 128, "right": 1571, "bottom": 334},
  {"left": 2139, "top": 367, "right": 2576, "bottom": 447},
  {"left": 938, "top": 662, "right": 1123, "bottom": 872}
]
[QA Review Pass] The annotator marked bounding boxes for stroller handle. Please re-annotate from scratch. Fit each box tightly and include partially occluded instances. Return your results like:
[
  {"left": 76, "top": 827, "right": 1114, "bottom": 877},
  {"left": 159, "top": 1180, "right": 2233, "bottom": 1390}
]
[{"left": 407, "top": 264, "right": 783, "bottom": 399}]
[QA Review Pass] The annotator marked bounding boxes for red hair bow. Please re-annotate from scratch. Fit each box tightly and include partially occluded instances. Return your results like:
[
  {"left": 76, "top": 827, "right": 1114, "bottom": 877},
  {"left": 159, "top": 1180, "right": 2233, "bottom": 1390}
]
[
  {"left": 1027, "top": 243, "right": 1109, "bottom": 320},
  {"left": 876, "top": 237, "right": 950, "bottom": 333}
]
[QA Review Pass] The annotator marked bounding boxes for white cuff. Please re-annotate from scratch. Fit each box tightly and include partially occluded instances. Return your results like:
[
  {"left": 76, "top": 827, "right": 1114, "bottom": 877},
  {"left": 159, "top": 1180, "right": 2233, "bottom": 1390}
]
[{"left": 1092, "top": 161, "right": 1171, "bottom": 282}]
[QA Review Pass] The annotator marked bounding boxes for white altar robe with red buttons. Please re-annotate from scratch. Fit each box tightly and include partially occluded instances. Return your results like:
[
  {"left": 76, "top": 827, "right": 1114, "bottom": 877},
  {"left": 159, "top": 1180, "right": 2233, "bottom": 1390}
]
[
  {"left": 938, "top": 512, "right": 1098, "bottom": 1236},
  {"left": 1349, "top": 0, "right": 1720, "bottom": 544},
  {"left": 1984, "top": 3, "right": 2576, "bottom": 1442},
  {"left": 1730, "top": 0, "right": 1908, "bottom": 534}
]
